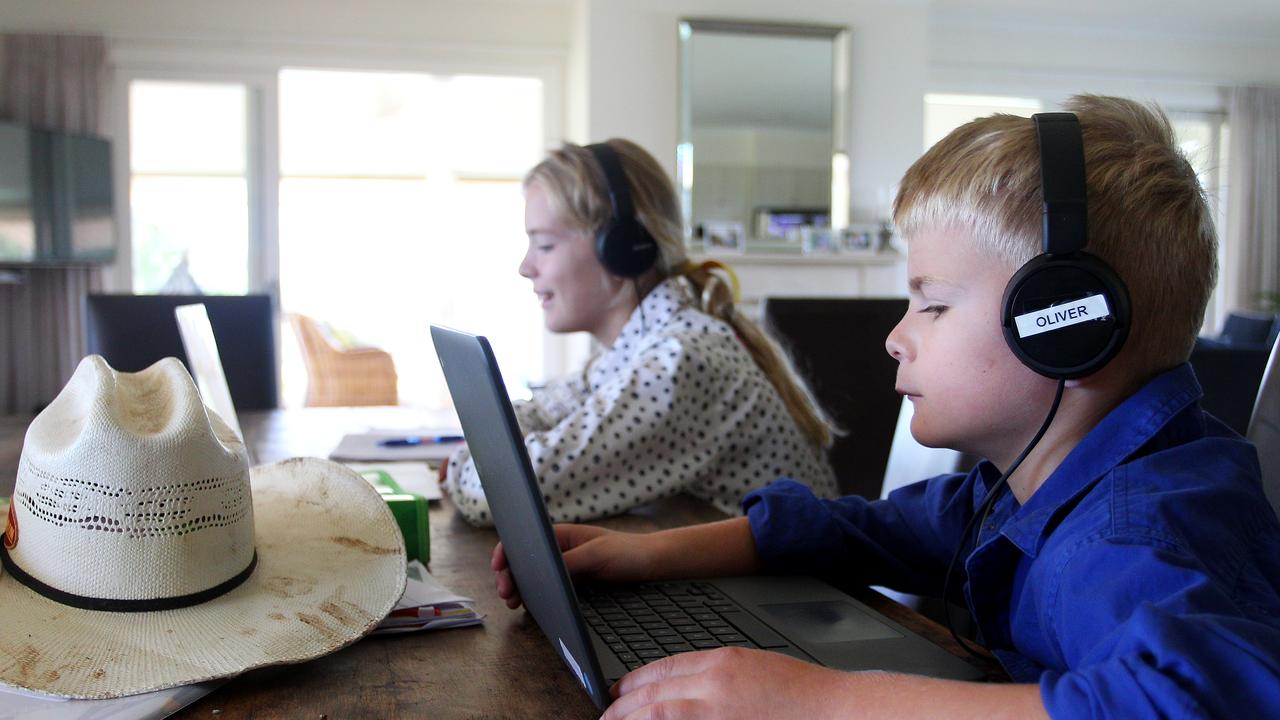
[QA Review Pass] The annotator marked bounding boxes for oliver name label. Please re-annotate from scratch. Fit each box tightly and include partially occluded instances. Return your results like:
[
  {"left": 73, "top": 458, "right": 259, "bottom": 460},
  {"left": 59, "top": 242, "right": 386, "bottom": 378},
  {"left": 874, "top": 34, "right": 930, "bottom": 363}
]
[{"left": 1013, "top": 294, "right": 1111, "bottom": 339}]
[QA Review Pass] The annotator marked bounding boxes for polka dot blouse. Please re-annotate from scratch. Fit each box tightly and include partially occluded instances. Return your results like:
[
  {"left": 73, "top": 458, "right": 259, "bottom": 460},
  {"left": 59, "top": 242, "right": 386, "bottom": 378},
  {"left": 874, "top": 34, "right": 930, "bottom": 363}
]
[{"left": 442, "top": 278, "right": 837, "bottom": 525}]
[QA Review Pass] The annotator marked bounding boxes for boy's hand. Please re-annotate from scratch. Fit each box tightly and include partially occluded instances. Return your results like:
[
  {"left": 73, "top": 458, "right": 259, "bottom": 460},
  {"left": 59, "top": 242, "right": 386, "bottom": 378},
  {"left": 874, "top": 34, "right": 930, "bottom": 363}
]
[
  {"left": 602, "top": 647, "right": 850, "bottom": 720},
  {"left": 491, "top": 524, "right": 656, "bottom": 609},
  {"left": 605, "top": 649, "right": 1048, "bottom": 719}
]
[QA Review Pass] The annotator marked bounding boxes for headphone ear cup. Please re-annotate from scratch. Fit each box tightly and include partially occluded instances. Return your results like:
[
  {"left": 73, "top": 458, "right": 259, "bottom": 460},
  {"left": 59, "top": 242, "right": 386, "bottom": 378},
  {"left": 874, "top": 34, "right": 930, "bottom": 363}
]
[
  {"left": 1001, "top": 253, "right": 1131, "bottom": 379},
  {"left": 596, "top": 217, "right": 659, "bottom": 278}
]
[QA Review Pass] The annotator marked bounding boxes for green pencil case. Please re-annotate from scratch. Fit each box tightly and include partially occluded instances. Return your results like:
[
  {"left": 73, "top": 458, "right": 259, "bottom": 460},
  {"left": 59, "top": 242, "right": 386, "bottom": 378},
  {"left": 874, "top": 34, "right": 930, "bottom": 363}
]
[{"left": 359, "top": 470, "right": 430, "bottom": 564}]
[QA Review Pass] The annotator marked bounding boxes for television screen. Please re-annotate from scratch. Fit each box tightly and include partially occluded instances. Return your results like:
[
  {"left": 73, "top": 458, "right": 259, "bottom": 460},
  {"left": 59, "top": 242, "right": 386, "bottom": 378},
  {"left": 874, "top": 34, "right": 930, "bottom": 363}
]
[
  {"left": 0, "top": 124, "right": 36, "bottom": 262},
  {"left": 56, "top": 132, "right": 115, "bottom": 262},
  {"left": 0, "top": 121, "right": 116, "bottom": 265}
]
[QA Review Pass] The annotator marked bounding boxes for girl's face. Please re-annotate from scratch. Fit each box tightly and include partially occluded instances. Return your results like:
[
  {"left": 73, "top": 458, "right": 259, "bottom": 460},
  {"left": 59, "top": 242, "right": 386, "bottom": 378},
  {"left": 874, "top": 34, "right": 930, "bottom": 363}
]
[{"left": 518, "top": 181, "right": 636, "bottom": 346}]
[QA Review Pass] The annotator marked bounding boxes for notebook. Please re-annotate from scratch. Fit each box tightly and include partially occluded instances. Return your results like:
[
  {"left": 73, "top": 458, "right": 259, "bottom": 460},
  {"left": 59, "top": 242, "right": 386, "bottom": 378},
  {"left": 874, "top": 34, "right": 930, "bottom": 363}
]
[
  {"left": 329, "top": 430, "right": 462, "bottom": 462},
  {"left": 430, "top": 325, "right": 984, "bottom": 711}
]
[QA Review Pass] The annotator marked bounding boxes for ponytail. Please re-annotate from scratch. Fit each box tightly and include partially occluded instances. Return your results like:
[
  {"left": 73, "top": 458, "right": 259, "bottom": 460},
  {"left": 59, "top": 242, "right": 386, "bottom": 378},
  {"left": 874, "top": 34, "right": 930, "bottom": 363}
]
[{"left": 676, "top": 261, "right": 837, "bottom": 450}]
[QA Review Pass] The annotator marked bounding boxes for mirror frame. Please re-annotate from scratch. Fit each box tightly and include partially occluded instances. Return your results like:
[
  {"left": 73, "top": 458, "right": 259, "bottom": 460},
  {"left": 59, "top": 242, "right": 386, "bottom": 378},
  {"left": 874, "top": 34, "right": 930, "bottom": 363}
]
[{"left": 677, "top": 18, "right": 851, "bottom": 243}]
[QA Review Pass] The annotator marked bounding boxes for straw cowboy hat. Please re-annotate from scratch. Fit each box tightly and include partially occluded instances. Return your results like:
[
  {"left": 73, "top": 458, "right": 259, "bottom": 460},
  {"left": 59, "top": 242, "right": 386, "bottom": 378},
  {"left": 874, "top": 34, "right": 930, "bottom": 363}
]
[{"left": 0, "top": 356, "right": 406, "bottom": 699}]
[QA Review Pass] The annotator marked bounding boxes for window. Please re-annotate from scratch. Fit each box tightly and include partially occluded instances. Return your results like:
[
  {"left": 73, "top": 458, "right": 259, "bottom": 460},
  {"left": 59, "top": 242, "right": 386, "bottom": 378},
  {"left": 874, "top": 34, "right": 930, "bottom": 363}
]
[
  {"left": 1169, "top": 111, "right": 1229, "bottom": 331},
  {"left": 129, "top": 81, "right": 250, "bottom": 294},
  {"left": 277, "top": 69, "right": 545, "bottom": 408}
]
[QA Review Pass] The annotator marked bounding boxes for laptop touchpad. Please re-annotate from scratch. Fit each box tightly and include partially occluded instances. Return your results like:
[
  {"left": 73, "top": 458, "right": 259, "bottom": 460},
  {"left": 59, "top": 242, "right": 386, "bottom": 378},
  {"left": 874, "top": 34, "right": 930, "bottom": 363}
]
[{"left": 758, "top": 601, "right": 902, "bottom": 644}]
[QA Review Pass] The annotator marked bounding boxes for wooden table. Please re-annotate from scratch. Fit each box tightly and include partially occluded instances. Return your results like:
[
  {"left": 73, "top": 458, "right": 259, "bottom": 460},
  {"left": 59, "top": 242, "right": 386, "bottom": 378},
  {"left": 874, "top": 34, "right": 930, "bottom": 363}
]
[{"left": 1, "top": 408, "right": 1002, "bottom": 718}]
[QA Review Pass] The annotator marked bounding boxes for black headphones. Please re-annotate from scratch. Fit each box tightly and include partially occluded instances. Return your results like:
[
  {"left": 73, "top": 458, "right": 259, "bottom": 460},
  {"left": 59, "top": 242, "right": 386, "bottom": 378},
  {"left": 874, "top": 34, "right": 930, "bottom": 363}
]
[
  {"left": 586, "top": 143, "right": 659, "bottom": 278},
  {"left": 1000, "top": 113, "right": 1131, "bottom": 379}
]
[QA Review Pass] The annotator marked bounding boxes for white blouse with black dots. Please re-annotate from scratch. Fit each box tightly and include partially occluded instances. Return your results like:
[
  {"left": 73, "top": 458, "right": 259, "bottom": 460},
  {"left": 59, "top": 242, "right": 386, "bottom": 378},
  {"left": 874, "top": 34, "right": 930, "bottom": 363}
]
[{"left": 441, "top": 277, "right": 837, "bottom": 526}]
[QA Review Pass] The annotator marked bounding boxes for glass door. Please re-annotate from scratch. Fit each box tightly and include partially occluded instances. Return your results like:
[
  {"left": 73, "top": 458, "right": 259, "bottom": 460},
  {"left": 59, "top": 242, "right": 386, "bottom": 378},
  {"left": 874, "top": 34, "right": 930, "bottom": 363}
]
[
  {"left": 277, "top": 69, "right": 546, "bottom": 409},
  {"left": 129, "top": 80, "right": 251, "bottom": 295}
]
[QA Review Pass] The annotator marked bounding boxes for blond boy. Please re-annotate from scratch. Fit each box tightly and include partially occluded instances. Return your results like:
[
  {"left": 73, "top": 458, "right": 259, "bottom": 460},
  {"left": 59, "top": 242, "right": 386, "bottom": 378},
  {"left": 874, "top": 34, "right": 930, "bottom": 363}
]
[{"left": 494, "top": 96, "right": 1280, "bottom": 718}]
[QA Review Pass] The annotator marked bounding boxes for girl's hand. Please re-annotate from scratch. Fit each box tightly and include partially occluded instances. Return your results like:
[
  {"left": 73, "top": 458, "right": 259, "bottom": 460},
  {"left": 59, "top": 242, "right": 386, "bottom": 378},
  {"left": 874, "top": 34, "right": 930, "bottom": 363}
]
[{"left": 491, "top": 524, "right": 659, "bottom": 609}]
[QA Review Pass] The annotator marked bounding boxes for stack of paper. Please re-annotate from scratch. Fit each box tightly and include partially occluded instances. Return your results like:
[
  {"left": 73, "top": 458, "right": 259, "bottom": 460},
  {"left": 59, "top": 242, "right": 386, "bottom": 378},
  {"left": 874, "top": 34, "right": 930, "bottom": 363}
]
[
  {"left": 374, "top": 561, "right": 483, "bottom": 634},
  {"left": 0, "top": 680, "right": 223, "bottom": 719},
  {"left": 346, "top": 461, "right": 442, "bottom": 501}
]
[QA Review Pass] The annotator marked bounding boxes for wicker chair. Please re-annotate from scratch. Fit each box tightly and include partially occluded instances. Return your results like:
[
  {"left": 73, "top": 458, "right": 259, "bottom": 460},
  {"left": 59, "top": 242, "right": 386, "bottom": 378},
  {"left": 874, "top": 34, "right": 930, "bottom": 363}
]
[{"left": 288, "top": 313, "right": 398, "bottom": 407}]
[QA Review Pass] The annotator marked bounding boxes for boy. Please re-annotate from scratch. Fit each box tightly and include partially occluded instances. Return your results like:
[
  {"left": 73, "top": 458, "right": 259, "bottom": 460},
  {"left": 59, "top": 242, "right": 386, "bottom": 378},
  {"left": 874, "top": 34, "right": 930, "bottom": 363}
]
[{"left": 492, "top": 96, "right": 1280, "bottom": 717}]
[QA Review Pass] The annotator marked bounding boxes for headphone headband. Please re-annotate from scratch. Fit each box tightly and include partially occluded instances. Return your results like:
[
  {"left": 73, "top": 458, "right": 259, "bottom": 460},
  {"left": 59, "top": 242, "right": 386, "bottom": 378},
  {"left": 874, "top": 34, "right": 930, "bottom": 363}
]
[
  {"left": 587, "top": 143, "right": 636, "bottom": 224},
  {"left": 1002, "top": 112, "right": 1130, "bottom": 379},
  {"left": 1034, "top": 113, "right": 1088, "bottom": 255},
  {"left": 583, "top": 142, "right": 659, "bottom": 278}
]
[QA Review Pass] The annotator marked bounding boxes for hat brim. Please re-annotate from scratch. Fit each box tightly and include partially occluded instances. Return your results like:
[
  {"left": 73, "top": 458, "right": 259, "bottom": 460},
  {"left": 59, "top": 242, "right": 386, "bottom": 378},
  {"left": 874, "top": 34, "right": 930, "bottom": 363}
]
[{"left": 0, "top": 458, "right": 406, "bottom": 699}]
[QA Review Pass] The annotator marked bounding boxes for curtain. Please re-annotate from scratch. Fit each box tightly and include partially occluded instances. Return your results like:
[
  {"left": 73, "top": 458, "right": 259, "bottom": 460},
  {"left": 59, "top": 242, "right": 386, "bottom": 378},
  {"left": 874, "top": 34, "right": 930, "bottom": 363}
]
[
  {"left": 1224, "top": 86, "right": 1280, "bottom": 314},
  {"left": 0, "top": 34, "right": 108, "bottom": 415}
]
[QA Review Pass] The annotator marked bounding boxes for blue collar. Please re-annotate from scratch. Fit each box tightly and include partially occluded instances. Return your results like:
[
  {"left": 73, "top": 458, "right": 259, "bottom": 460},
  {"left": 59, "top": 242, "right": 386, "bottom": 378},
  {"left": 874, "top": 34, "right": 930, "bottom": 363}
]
[{"left": 995, "top": 363, "right": 1205, "bottom": 557}]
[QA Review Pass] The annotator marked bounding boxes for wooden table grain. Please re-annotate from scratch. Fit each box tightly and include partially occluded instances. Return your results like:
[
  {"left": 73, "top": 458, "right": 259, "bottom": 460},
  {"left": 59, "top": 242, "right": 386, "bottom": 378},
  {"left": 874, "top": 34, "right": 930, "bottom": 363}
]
[{"left": 0, "top": 408, "right": 1003, "bottom": 719}]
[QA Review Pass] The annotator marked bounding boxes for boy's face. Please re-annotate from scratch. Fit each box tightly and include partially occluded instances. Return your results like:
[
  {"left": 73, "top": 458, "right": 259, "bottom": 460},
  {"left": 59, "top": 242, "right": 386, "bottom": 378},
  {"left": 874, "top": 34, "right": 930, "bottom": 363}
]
[{"left": 885, "top": 227, "right": 1056, "bottom": 461}]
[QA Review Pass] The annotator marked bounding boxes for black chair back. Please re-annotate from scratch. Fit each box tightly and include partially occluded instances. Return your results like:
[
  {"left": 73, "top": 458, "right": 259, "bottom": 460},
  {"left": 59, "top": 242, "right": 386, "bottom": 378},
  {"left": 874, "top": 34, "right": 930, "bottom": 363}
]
[
  {"left": 85, "top": 294, "right": 278, "bottom": 410},
  {"left": 762, "top": 297, "right": 908, "bottom": 499},
  {"left": 1220, "top": 311, "right": 1279, "bottom": 348},
  {"left": 1189, "top": 339, "right": 1270, "bottom": 436}
]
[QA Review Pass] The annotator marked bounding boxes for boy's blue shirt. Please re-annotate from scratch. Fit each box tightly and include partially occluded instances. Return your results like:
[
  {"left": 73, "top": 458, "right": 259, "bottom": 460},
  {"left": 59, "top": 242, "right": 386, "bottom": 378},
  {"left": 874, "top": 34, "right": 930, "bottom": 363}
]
[{"left": 744, "top": 363, "right": 1280, "bottom": 717}]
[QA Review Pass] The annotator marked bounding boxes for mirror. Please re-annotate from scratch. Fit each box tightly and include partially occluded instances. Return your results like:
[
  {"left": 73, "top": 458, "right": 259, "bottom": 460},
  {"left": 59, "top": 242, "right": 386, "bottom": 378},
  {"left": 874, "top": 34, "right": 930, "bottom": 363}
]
[{"left": 678, "top": 19, "right": 849, "bottom": 252}]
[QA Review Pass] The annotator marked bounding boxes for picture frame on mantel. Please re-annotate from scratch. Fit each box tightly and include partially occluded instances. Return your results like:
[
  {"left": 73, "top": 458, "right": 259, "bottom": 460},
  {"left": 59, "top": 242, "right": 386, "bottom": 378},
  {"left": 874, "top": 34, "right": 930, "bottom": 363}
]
[{"left": 701, "top": 220, "right": 745, "bottom": 255}]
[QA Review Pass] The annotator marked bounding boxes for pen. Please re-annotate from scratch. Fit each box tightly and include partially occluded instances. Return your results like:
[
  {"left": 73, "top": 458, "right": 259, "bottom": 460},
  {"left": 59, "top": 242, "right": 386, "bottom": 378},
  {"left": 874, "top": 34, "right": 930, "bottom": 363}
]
[{"left": 378, "top": 435, "right": 466, "bottom": 447}]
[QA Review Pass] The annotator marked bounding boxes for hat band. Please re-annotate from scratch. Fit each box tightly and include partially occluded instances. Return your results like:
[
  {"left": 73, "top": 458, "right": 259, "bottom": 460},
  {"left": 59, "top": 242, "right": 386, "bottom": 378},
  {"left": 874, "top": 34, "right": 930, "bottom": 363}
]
[{"left": 0, "top": 544, "right": 257, "bottom": 612}]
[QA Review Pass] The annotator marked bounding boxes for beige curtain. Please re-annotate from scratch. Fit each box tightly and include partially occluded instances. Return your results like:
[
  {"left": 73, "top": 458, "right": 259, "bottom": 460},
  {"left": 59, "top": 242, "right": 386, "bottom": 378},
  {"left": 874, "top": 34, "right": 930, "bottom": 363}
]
[
  {"left": 0, "top": 34, "right": 107, "bottom": 415},
  {"left": 1224, "top": 86, "right": 1280, "bottom": 314}
]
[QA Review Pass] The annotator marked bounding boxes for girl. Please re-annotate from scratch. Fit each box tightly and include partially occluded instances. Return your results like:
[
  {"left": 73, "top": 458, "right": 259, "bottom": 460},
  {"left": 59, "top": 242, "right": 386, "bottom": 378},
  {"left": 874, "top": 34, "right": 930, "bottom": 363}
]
[{"left": 442, "top": 139, "right": 836, "bottom": 525}]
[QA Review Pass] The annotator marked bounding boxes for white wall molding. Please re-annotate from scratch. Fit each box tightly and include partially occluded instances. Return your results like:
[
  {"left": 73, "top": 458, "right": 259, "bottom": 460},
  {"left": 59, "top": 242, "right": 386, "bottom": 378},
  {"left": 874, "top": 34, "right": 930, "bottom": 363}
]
[{"left": 110, "top": 34, "right": 566, "bottom": 78}]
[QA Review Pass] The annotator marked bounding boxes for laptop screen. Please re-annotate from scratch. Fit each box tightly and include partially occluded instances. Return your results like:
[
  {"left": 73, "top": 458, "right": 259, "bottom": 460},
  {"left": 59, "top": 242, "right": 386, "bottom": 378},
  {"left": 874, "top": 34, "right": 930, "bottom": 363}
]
[
  {"left": 175, "top": 303, "right": 246, "bottom": 450},
  {"left": 431, "top": 325, "right": 612, "bottom": 709}
]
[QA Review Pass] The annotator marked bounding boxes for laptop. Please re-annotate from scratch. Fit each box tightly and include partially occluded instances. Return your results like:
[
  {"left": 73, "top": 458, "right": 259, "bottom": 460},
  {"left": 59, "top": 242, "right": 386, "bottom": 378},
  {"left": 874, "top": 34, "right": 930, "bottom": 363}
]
[
  {"left": 430, "top": 326, "right": 984, "bottom": 710},
  {"left": 175, "top": 303, "right": 246, "bottom": 447}
]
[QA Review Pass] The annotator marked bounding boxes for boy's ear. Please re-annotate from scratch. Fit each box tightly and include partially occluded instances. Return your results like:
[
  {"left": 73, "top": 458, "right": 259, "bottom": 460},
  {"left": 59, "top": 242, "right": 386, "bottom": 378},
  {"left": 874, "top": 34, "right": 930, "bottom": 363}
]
[{"left": 1001, "top": 251, "right": 1131, "bottom": 380}]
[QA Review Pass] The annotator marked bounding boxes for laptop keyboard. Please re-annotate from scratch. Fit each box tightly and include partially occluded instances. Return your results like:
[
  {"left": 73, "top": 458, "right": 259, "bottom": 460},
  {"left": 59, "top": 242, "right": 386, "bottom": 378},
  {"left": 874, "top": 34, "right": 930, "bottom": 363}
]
[{"left": 579, "top": 581, "right": 777, "bottom": 672}]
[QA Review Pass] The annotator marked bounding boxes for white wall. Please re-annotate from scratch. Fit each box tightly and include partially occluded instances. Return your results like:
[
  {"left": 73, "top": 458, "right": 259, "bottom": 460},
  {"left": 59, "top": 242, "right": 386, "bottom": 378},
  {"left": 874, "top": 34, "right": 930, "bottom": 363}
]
[
  {"left": 929, "top": 18, "right": 1280, "bottom": 112},
  {"left": 575, "top": 0, "right": 930, "bottom": 224}
]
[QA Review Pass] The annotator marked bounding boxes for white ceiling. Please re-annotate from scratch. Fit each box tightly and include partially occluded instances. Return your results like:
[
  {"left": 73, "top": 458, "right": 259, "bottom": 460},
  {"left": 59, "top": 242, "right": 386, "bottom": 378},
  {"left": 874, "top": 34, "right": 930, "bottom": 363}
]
[{"left": 929, "top": 0, "right": 1280, "bottom": 40}]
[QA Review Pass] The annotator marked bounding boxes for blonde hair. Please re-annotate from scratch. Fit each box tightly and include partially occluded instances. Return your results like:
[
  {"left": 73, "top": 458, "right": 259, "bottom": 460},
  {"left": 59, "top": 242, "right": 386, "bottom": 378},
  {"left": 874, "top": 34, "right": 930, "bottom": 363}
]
[
  {"left": 894, "top": 95, "right": 1217, "bottom": 374},
  {"left": 525, "top": 139, "right": 836, "bottom": 449}
]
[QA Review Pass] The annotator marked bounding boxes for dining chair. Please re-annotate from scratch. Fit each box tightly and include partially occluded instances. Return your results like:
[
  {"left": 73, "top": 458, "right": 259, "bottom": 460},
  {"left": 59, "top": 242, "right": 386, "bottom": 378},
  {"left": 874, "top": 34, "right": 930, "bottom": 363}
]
[{"left": 761, "top": 297, "right": 909, "bottom": 499}]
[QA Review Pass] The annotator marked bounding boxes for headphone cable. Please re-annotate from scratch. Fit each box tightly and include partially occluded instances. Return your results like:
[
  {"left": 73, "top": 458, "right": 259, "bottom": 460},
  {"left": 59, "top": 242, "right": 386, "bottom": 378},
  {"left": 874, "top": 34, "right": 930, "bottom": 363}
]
[{"left": 940, "top": 377, "right": 1066, "bottom": 659}]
